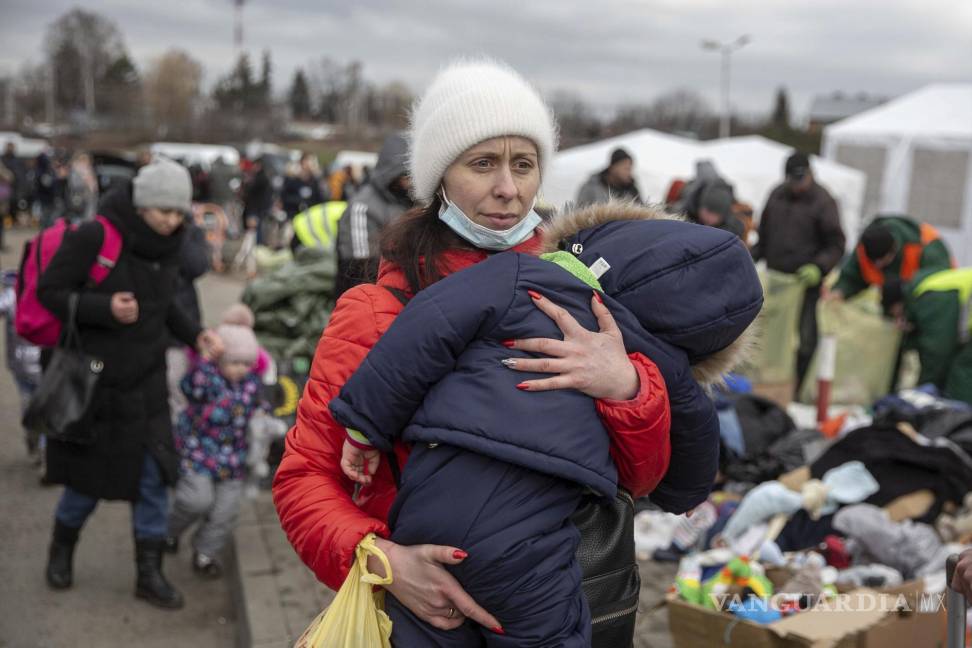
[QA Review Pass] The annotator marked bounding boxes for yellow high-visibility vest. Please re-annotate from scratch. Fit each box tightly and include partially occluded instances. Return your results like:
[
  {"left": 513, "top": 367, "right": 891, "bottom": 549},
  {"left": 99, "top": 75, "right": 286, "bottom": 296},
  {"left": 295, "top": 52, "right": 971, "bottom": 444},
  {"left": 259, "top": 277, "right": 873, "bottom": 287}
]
[
  {"left": 293, "top": 201, "right": 347, "bottom": 249},
  {"left": 913, "top": 267, "right": 972, "bottom": 337}
]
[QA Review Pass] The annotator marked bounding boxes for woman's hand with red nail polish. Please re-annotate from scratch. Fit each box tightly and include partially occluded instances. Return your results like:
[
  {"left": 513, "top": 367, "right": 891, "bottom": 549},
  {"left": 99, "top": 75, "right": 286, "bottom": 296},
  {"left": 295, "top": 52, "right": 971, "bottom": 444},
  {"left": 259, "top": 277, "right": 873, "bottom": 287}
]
[
  {"left": 368, "top": 539, "right": 501, "bottom": 632},
  {"left": 499, "top": 290, "right": 639, "bottom": 400}
]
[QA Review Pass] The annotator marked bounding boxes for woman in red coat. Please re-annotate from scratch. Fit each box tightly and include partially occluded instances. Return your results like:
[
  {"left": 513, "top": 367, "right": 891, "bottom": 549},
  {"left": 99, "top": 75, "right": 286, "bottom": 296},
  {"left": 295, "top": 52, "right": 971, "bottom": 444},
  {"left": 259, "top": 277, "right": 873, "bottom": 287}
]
[{"left": 272, "top": 60, "right": 673, "bottom": 635}]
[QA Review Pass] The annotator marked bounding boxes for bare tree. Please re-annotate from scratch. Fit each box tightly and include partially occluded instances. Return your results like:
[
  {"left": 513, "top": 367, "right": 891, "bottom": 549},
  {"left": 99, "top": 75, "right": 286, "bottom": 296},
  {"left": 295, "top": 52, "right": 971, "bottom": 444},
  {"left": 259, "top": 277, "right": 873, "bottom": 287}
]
[
  {"left": 611, "top": 88, "right": 715, "bottom": 137},
  {"left": 549, "top": 90, "right": 602, "bottom": 145},
  {"left": 44, "top": 8, "right": 131, "bottom": 118},
  {"left": 10, "top": 63, "right": 49, "bottom": 126},
  {"left": 145, "top": 50, "right": 203, "bottom": 138}
]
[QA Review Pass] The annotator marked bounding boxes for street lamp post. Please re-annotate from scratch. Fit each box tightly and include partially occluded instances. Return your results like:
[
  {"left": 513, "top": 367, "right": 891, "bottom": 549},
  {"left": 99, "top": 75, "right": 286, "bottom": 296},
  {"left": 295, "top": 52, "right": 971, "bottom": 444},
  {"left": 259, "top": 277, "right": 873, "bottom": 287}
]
[{"left": 701, "top": 35, "right": 751, "bottom": 139}]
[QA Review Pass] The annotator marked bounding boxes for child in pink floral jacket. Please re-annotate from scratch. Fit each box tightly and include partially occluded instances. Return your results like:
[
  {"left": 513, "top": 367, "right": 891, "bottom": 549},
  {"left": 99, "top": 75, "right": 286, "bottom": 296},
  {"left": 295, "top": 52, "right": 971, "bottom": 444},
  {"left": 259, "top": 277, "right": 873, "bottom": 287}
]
[{"left": 167, "top": 323, "right": 264, "bottom": 577}]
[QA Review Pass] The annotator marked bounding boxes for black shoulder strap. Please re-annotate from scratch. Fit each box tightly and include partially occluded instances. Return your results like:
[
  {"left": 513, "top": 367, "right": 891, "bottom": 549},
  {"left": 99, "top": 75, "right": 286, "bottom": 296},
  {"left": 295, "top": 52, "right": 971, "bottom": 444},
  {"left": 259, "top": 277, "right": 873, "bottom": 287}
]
[
  {"left": 380, "top": 284, "right": 411, "bottom": 489},
  {"left": 386, "top": 450, "right": 402, "bottom": 490},
  {"left": 384, "top": 285, "right": 411, "bottom": 307}
]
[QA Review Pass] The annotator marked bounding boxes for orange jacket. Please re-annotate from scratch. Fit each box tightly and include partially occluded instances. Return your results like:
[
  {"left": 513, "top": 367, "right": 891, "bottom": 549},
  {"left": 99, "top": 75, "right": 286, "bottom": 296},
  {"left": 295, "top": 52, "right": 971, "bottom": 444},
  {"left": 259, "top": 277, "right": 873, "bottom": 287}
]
[{"left": 272, "top": 235, "right": 673, "bottom": 589}]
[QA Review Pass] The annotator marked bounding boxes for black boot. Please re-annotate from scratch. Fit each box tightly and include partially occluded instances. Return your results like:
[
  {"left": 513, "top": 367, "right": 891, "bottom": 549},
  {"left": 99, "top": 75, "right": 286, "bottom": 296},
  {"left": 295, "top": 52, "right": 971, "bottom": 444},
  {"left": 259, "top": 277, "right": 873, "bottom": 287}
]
[
  {"left": 135, "top": 538, "right": 184, "bottom": 609},
  {"left": 46, "top": 520, "right": 80, "bottom": 590}
]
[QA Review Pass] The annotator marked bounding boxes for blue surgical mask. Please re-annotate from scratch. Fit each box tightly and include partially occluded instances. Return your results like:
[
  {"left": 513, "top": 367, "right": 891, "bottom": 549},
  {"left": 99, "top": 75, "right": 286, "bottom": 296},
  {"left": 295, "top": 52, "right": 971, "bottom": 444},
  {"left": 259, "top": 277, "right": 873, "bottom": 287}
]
[{"left": 437, "top": 190, "right": 542, "bottom": 251}]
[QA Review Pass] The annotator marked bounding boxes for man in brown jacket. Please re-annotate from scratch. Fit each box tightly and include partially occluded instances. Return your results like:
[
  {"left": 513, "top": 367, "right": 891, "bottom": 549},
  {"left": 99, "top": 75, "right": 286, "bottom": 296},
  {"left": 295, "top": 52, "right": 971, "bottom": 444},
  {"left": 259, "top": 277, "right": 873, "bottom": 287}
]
[{"left": 752, "top": 152, "right": 846, "bottom": 390}]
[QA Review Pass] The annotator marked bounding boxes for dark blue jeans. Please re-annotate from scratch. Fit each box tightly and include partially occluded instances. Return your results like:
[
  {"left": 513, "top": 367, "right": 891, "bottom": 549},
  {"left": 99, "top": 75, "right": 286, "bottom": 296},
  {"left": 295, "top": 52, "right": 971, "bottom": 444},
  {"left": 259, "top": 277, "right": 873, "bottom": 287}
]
[{"left": 54, "top": 453, "right": 169, "bottom": 539}]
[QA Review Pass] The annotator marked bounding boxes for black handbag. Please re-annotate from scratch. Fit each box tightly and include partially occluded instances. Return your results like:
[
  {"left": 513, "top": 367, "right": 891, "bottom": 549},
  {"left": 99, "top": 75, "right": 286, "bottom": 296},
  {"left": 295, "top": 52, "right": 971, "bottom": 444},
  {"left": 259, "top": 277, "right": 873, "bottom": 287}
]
[
  {"left": 572, "top": 488, "right": 640, "bottom": 648},
  {"left": 22, "top": 293, "right": 104, "bottom": 445}
]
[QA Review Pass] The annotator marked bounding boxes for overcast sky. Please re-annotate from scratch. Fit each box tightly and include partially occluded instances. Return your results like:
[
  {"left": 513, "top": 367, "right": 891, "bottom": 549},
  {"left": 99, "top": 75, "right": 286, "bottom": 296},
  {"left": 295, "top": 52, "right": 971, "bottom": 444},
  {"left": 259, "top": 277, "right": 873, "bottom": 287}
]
[{"left": 2, "top": 0, "right": 970, "bottom": 120}]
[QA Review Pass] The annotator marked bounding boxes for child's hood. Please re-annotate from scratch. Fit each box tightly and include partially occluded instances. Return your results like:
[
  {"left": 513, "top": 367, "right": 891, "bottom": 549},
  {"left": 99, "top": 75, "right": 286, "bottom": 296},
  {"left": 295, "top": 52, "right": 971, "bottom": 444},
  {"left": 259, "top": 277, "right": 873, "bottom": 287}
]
[{"left": 540, "top": 201, "right": 762, "bottom": 385}]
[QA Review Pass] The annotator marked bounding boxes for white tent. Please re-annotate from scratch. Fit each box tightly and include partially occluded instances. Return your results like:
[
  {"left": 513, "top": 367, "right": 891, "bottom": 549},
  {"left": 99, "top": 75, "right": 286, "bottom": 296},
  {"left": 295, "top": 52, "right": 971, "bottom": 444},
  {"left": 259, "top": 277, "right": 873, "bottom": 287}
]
[
  {"left": 542, "top": 129, "right": 699, "bottom": 208},
  {"left": 544, "top": 130, "right": 866, "bottom": 250},
  {"left": 822, "top": 83, "right": 972, "bottom": 264}
]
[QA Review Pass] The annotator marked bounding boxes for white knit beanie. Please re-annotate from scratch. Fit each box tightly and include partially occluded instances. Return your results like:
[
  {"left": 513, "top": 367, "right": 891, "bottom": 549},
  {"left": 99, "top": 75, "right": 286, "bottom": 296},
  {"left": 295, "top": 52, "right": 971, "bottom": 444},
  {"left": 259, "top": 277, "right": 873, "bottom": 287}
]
[{"left": 408, "top": 59, "right": 559, "bottom": 205}]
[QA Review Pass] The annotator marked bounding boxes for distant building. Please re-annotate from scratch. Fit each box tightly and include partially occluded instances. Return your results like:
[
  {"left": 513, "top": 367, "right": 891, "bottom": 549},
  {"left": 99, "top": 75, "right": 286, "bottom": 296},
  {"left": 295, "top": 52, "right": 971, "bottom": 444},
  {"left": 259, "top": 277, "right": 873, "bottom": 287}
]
[{"left": 808, "top": 92, "right": 887, "bottom": 133}]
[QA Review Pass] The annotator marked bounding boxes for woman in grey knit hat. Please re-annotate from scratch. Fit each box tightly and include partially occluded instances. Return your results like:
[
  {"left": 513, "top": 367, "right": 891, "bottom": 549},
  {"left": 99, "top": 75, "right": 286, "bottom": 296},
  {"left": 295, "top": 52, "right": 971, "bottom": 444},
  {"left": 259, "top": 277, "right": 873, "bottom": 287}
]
[{"left": 37, "top": 158, "right": 223, "bottom": 610}]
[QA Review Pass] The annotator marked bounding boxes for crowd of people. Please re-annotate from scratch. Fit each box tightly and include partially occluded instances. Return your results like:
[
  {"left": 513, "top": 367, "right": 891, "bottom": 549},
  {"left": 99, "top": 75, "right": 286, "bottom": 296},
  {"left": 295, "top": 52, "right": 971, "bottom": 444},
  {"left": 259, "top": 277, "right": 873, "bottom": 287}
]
[{"left": 2, "top": 56, "right": 972, "bottom": 647}]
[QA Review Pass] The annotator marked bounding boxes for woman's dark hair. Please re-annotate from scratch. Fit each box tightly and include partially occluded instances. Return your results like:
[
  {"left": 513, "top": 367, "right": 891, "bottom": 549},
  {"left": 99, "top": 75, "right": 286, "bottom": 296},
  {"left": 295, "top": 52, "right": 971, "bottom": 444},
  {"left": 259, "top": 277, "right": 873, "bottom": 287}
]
[{"left": 379, "top": 195, "right": 471, "bottom": 294}]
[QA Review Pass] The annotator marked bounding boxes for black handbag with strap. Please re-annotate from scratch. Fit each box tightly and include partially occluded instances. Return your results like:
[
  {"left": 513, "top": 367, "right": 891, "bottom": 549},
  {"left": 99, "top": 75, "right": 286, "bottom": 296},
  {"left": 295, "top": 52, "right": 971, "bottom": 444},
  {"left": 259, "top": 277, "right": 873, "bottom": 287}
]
[
  {"left": 382, "top": 285, "right": 640, "bottom": 646},
  {"left": 22, "top": 293, "right": 104, "bottom": 445}
]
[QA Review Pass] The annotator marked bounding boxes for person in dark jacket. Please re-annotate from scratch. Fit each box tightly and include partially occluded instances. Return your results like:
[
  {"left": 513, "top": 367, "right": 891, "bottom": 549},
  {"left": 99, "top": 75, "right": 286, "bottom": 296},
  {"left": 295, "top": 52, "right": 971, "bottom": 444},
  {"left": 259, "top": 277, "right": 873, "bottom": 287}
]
[
  {"left": 575, "top": 147, "right": 643, "bottom": 207},
  {"left": 751, "top": 152, "right": 846, "bottom": 390},
  {"left": 672, "top": 159, "right": 733, "bottom": 220},
  {"left": 334, "top": 134, "right": 413, "bottom": 296},
  {"left": 332, "top": 206, "right": 761, "bottom": 646},
  {"left": 2, "top": 142, "right": 27, "bottom": 247},
  {"left": 242, "top": 157, "right": 275, "bottom": 245},
  {"left": 693, "top": 184, "right": 745, "bottom": 240},
  {"left": 281, "top": 153, "right": 324, "bottom": 220},
  {"left": 34, "top": 151, "right": 60, "bottom": 228},
  {"left": 37, "top": 158, "right": 224, "bottom": 609},
  {"left": 207, "top": 156, "right": 242, "bottom": 220}
]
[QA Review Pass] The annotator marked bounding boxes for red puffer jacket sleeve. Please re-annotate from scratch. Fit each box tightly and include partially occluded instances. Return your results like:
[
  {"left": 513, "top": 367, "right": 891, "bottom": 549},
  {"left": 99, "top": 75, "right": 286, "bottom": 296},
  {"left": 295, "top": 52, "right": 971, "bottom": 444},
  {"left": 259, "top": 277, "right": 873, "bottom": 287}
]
[
  {"left": 596, "top": 352, "right": 672, "bottom": 498},
  {"left": 271, "top": 285, "right": 402, "bottom": 590}
]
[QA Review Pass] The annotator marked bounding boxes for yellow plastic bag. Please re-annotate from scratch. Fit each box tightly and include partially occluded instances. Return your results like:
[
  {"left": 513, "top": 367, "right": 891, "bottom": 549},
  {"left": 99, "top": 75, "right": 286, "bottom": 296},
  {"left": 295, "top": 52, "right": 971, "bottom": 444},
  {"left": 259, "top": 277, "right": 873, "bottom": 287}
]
[
  {"left": 740, "top": 270, "right": 805, "bottom": 384},
  {"left": 294, "top": 533, "right": 393, "bottom": 648},
  {"left": 799, "top": 289, "right": 902, "bottom": 406}
]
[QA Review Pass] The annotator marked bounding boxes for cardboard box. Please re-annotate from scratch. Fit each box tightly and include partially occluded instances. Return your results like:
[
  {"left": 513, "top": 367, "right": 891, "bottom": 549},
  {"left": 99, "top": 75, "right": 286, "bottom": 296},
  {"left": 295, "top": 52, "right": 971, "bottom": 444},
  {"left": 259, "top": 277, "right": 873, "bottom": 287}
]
[{"left": 667, "top": 583, "right": 946, "bottom": 648}]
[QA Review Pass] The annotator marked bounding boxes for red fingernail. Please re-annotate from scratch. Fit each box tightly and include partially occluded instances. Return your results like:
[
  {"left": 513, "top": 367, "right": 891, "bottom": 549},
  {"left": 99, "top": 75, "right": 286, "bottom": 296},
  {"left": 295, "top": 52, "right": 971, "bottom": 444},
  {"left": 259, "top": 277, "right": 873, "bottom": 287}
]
[
  {"left": 528, "top": 290, "right": 542, "bottom": 300},
  {"left": 453, "top": 550, "right": 468, "bottom": 560},
  {"left": 516, "top": 382, "right": 529, "bottom": 391},
  {"left": 492, "top": 626, "right": 505, "bottom": 635},
  {"left": 502, "top": 339, "right": 515, "bottom": 348},
  {"left": 593, "top": 291, "right": 603, "bottom": 304}
]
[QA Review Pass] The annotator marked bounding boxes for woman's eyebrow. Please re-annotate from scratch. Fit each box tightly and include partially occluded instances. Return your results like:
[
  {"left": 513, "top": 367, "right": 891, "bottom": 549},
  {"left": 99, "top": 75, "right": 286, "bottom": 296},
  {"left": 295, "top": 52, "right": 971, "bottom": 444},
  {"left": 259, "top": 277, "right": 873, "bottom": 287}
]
[{"left": 465, "top": 150, "right": 501, "bottom": 160}]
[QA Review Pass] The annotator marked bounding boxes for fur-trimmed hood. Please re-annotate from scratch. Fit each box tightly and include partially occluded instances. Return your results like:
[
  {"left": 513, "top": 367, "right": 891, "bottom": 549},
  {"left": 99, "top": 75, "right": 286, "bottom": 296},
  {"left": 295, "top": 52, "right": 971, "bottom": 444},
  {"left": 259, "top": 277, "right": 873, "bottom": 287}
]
[{"left": 539, "top": 201, "right": 762, "bottom": 386}]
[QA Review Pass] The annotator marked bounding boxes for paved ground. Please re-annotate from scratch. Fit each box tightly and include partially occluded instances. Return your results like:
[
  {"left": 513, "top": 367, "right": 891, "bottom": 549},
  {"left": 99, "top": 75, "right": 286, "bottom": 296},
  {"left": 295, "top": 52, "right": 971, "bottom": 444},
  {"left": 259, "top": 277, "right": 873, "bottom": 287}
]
[
  {"left": 0, "top": 225, "right": 242, "bottom": 648},
  {"left": 0, "top": 223, "right": 679, "bottom": 647}
]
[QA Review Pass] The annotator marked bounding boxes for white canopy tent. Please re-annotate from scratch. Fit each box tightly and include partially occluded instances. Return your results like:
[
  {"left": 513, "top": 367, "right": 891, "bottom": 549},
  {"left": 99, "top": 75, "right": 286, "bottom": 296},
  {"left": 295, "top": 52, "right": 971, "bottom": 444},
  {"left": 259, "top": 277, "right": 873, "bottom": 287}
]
[
  {"left": 822, "top": 83, "right": 972, "bottom": 264},
  {"left": 542, "top": 129, "right": 700, "bottom": 208},
  {"left": 544, "top": 130, "right": 866, "bottom": 250}
]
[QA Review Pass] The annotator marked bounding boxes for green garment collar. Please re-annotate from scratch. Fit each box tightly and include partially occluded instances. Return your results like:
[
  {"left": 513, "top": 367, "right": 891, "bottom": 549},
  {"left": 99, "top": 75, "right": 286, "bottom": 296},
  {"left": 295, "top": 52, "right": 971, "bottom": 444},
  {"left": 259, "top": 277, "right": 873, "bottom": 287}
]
[{"left": 540, "top": 251, "right": 603, "bottom": 292}]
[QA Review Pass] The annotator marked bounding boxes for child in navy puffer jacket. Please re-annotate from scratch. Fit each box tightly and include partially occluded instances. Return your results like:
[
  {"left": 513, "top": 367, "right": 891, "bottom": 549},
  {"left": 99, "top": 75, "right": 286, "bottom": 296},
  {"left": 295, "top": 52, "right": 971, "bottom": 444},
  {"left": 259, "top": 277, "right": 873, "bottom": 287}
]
[{"left": 330, "top": 207, "right": 762, "bottom": 646}]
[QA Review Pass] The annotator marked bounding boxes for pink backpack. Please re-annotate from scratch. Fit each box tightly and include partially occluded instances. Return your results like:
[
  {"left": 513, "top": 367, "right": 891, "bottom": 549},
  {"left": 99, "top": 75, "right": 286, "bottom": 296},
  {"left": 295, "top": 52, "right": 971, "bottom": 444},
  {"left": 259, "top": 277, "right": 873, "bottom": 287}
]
[{"left": 15, "top": 215, "right": 123, "bottom": 346}]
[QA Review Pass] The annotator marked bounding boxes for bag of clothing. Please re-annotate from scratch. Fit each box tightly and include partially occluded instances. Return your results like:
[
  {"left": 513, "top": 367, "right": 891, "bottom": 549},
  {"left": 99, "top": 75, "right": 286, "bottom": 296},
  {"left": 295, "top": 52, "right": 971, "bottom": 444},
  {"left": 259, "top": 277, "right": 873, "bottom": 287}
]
[
  {"left": 800, "top": 291, "right": 901, "bottom": 405},
  {"left": 22, "top": 294, "right": 103, "bottom": 444},
  {"left": 294, "top": 533, "right": 393, "bottom": 648},
  {"left": 741, "top": 270, "right": 803, "bottom": 383},
  {"left": 242, "top": 247, "right": 336, "bottom": 362}
]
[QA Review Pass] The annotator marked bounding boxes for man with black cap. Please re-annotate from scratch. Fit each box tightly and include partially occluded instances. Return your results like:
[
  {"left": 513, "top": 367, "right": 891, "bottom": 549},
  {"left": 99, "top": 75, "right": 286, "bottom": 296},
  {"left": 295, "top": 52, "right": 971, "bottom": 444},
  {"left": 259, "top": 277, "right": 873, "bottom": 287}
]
[
  {"left": 575, "top": 147, "right": 643, "bottom": 207},
  {"left": 752, "top": 151, "right": 846, "bottom": 390},
  {"left": 827, "top": 215, "right": 953, "bottom": 309},
  {"left": 695, "top": 184, "right": 745, "bottom": 240}
]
